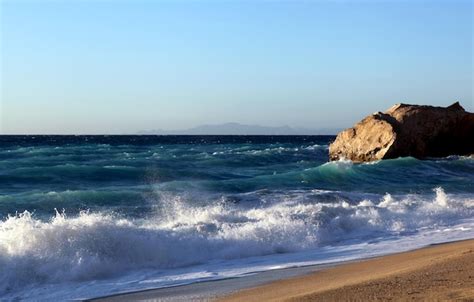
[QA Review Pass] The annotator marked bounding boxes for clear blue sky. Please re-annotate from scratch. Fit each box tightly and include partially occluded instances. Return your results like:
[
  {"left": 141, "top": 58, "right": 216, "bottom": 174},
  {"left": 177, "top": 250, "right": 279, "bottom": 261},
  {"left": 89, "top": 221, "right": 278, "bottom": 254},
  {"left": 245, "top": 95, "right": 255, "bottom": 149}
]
[{"left": 1, "top": 0, "right": 472, "bottom": 134}]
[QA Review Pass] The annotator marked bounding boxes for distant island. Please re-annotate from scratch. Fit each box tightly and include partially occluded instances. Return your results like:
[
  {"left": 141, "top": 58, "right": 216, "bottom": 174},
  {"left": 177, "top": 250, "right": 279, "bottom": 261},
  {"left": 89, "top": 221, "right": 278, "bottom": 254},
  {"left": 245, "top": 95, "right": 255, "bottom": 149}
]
[{"left": 137, "top": 123, "right": 340, "bottom": 135}]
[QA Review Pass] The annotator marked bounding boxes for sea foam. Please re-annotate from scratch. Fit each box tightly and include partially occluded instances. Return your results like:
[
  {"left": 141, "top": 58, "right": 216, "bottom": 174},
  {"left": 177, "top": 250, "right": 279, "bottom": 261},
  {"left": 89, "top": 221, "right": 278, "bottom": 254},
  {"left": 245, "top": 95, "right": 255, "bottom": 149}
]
[{"left": 1, "top": 187, "right": 473, "bottom": 299}]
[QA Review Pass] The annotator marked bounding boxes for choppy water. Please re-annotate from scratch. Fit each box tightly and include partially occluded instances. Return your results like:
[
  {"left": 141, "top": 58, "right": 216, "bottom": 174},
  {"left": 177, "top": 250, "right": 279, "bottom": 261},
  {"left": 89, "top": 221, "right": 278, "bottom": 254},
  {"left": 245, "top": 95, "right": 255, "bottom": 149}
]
[{"left": 1, "top": 135, "right": 473, "bottom": 300}]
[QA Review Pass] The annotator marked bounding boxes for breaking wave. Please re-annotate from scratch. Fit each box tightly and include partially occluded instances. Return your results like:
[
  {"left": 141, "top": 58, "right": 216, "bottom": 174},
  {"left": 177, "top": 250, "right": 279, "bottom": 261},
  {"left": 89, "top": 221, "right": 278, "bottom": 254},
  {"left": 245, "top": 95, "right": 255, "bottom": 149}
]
[
  {"left": 1, "top": 136, "right": 473, "bottom": 300},
  {"left": 1, "top": 187, "right": 473, "bottom": 296}
]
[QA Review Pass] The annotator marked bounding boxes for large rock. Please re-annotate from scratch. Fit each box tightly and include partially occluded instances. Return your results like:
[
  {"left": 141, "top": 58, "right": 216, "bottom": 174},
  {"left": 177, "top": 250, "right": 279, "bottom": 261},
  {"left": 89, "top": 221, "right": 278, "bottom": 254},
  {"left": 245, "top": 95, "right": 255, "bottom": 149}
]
[{"left": 329, "top": 102, "right": 474, "bottom": 162}]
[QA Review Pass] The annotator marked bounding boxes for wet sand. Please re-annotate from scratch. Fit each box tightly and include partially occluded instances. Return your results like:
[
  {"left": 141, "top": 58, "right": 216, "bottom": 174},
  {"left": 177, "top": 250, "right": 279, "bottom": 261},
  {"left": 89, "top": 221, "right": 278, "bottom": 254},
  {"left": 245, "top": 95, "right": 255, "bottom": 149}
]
[
  {"left": 220, "top": 239, "right": 474, "bottom": 302},
  {"left": 91, "top": 239, "right": 474, "bottom": 302}
]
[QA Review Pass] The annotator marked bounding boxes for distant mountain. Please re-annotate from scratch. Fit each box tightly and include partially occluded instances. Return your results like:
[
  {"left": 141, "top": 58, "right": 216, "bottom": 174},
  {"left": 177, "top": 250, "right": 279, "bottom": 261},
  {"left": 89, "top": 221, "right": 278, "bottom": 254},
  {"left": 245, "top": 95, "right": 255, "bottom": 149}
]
[{"left": 137, "top": 123, "right": 340, "bottom": 135}]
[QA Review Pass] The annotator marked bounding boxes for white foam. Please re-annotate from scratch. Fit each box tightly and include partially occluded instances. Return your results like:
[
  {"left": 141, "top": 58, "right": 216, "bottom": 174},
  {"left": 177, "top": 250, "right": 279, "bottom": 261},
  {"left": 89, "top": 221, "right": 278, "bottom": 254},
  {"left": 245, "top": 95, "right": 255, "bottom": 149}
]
[
  {"left": 320, "top": 158, "right": 353, "bottom": 170},
  {"left": 1, "top": 188, "right": 473, "bottom": 300},
  {"left": 434, "top": 187, "right": 449, "bottom": 207}
]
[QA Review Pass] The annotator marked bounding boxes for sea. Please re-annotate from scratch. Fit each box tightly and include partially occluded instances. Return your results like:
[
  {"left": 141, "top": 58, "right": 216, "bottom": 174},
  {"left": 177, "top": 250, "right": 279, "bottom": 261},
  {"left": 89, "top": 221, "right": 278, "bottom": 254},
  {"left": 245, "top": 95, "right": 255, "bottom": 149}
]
[{"left": 0, "top": 135, "right": 473, "bottom": 300}]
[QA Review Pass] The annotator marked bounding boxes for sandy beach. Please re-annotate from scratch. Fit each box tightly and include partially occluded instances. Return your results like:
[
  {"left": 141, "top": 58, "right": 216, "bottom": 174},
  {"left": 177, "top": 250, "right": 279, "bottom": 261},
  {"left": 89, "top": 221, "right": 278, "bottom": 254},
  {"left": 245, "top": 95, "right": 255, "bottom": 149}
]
[
  {"left": 221, "top": 239, "right": 474, "bottom": 302},
  {"left": 92, "top": 239, "right": 474, "bottom": 301}
]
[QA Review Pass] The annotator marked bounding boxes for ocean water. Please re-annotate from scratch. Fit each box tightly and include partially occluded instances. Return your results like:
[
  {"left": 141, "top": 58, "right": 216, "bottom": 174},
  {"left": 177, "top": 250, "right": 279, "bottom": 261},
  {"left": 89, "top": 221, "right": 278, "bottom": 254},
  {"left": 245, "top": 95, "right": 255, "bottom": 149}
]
[{"left": 0, "top": 135, "right": 473, "bottom": 300}]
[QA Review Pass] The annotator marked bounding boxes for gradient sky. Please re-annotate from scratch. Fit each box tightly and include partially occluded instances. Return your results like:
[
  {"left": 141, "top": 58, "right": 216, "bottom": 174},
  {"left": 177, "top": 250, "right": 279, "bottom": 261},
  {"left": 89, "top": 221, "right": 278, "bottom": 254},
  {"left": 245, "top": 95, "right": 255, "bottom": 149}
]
[{"left": 1, "top": 0, "right": 472, "bottom": 134}]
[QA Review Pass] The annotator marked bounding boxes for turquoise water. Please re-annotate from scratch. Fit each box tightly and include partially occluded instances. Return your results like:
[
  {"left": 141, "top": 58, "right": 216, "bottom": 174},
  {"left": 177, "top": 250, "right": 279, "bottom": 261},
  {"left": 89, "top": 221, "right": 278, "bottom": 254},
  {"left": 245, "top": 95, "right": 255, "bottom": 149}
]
[{"left": 1, "top": 135, "right": 473, "bottom": 300}]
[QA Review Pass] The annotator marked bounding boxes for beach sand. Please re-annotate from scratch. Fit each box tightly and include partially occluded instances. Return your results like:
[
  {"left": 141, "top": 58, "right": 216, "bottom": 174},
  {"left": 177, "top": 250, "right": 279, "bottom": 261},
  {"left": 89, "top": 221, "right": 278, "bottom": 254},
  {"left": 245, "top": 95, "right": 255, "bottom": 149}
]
[
  {"left": 92, "top": 239, "right": 474, "bottom": 301},
  {"left": 220, "top": 239, "right": 474, "bottom": 302}
]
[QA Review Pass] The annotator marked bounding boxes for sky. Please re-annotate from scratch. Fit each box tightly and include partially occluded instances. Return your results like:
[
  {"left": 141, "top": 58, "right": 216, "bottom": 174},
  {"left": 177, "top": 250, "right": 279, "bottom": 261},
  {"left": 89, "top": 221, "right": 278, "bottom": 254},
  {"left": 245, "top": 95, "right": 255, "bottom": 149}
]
[{"left": 0, "top": 0, "right": 472, "bottom": 134}]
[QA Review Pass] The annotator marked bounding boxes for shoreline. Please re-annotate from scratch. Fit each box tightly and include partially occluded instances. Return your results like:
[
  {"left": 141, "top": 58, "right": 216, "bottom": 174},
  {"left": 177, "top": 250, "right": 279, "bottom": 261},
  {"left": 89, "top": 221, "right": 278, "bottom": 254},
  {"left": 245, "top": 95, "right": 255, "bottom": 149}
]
[
  {"left": 88, "top": 262, "right": 340, "bottom": 302},
  {"left": 221, "top": 239, "right": 474, "bottom": 302},
  {"left": 90, "top": 239, "right": 474, "bottom": 301}
]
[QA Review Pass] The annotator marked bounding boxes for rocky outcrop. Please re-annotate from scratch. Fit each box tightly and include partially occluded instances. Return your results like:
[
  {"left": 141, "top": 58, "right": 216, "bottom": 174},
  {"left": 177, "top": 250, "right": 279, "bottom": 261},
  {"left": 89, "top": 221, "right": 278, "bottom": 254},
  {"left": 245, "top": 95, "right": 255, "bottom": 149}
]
[{"left": 329, "top": 102, "right": 474, "bottom": 162}]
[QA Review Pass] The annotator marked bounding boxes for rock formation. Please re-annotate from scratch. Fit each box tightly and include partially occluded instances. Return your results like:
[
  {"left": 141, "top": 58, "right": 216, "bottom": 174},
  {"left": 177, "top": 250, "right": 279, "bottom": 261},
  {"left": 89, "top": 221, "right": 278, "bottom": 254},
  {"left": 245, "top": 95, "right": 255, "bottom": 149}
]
[{"left": 329, "top": 102, "right": 474, "bottom": 162}]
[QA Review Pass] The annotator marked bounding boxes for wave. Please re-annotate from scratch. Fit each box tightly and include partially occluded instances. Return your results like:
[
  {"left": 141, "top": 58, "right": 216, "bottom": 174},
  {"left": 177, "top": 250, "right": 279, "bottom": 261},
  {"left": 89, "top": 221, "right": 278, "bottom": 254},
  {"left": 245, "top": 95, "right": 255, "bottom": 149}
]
[
  {"left": 293, "top": 156, "right": 474, "bottom": 193},
  {"left": 0, "top": 189, "right": 147, "bottom": 218},
  {"left": 0, "top": 164, "right": 145, "bottom": 185},
  {"left": 210, "top": 144, "right": 328, "bottom": 156},
  {"left": 1, "top": 187, "right": 473, "bottom": 298}
]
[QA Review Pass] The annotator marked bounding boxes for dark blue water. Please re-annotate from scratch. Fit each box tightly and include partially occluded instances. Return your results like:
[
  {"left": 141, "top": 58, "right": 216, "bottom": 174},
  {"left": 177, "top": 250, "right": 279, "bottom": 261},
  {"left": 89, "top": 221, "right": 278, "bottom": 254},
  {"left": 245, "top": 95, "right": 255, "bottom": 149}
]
[
  {"left": 1, "top": 135, "right": 472, "bottom": 218},
  {"left": 0, "top": 135, "right": 329, "bottom": 217},
  {"left": 1, "top": 135, "right": 473, "bottom": 300}
]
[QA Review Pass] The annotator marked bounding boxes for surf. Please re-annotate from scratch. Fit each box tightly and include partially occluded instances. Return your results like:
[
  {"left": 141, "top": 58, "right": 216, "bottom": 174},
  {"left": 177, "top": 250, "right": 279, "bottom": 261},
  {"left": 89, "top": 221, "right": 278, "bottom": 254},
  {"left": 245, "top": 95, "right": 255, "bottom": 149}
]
[{"left": 1, "top": 187, "right": 473, "bottom": 299}]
